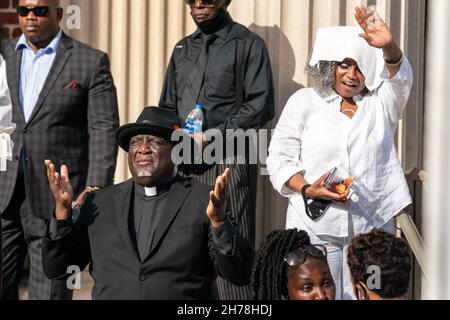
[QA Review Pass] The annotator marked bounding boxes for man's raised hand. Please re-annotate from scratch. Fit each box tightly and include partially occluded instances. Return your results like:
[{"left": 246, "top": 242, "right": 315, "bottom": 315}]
[
  {"left": 45, "top": 160, "right": 73, "bottom": 220},
  {"left": 206, "top": 168, "right": 230, "bottom": 228}
]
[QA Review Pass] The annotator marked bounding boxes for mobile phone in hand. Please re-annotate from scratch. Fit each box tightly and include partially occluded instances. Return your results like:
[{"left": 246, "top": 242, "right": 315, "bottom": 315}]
[{"left": 323, "top": 167, "right": 338, "bottom": 190}]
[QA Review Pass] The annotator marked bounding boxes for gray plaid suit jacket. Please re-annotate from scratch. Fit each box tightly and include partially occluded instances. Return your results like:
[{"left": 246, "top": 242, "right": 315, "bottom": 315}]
[{"left": 0, "top": 33, "right": 119, "bottom": 220}]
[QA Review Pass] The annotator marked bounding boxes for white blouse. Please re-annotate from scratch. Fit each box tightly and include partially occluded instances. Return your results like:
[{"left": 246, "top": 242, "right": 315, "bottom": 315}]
[
  {"left": 0, "top": 54, "right": 15, "bottom": 171},
  {"left": 267, "top": 57, "right": 413, "bottom": 238}
]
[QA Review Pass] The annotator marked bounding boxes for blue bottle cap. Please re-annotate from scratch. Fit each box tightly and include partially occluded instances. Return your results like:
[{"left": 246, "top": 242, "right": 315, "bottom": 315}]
[{"left": 195, "top": 104, "right": 204, "bottom": 109}]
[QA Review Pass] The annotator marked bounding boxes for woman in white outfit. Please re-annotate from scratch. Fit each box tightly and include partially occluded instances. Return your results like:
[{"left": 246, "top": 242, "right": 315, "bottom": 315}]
[{"left": 267, "top": 6, "right": 413, "bottom": 300}]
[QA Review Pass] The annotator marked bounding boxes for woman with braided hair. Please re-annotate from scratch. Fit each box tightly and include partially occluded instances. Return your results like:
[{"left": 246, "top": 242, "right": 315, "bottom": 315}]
[{"left": 251, "top": 229, "right": 335, "bottom": 300}]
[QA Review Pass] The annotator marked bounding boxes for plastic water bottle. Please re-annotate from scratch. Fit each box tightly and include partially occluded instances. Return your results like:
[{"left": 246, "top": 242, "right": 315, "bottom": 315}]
[{"left": 183, "top": 104, "right": 204, "bottom": 133}]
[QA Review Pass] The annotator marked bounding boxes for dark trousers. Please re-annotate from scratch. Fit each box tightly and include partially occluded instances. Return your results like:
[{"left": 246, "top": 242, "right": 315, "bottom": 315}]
[
  {"left": 184, "top": 162, "right": 257, "bottom": 300},
  {"left": 1, "top": 174, "right": 72, "bottom": 300}
]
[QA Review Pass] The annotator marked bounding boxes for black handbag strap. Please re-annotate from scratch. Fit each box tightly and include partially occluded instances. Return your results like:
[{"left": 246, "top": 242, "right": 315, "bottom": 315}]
[{"left": 301, "top": 184, "right": 330, "bottom": 221}]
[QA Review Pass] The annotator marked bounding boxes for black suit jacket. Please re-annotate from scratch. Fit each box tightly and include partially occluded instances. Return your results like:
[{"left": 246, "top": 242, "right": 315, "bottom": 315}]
[
  {"left": 42, "top": 176, "right": 254, "bottom": 300},
  {"left": 0, "top": 33, "right": 119, "bottom": 219}
]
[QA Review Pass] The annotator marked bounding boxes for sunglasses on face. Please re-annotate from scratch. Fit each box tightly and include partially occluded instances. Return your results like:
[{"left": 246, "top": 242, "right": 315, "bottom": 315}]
[
  {"left": 284, "top": 244, "right": 327, "bottom": 269},
  {"left": 17, "top": 6, "right": 54, "bottom": 17},
  {"left": 184, "top": 0, "right": 219, "bottom": 7}
]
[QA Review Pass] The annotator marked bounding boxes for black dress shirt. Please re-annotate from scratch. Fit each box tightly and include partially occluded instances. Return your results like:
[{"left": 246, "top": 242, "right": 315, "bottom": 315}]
[{"left": 159, "top": 13, "right": 275, "bottom": 134}]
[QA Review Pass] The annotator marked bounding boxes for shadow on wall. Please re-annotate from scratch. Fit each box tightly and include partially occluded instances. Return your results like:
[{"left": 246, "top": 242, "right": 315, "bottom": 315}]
[
  {"left": 249, "top": 23, "right": 304, "bottom": 122},
  {"left": 247, "top": 24, "right": 305, "bottom": 237}
]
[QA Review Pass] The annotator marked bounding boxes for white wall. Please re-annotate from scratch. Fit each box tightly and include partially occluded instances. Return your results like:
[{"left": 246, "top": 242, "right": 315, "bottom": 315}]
[{"left": 424, "top": 0, "right": 450, "bottom": 300}]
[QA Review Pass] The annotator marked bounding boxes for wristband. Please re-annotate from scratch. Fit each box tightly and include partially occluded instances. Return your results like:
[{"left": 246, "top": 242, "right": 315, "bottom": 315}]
[{"left": 301, "top": 184, "right": 312, "bottom": 198}]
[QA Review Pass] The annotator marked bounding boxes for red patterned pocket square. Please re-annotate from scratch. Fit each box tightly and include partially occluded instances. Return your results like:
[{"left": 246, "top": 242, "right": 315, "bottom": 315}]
[{"left": 64, "top": 80, "right": 81, "bottom": 90}]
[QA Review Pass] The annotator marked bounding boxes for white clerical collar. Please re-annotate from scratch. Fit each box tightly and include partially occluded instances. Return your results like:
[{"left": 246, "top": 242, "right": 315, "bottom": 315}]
[{"left": 144, "top": 187, "right": 158, "bottom": 197}]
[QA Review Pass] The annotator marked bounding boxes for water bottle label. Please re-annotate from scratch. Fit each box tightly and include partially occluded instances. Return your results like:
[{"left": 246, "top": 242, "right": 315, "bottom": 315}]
[{"left": 184, "top": 119, "right": 202, "bottom": 133}]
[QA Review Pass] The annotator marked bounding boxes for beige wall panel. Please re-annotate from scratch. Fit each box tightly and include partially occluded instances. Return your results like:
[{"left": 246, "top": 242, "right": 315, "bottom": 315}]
[
  {"left": 165, "top": 0, "right": 187, "bottom": 63},
  {"left": 345, "top": 0, "right": 364, "bottom": 26},
  {"left": 228, "top": 0, "right": 255, "bottom": 25},
  {"left": 281, "top": 0, "right": 311, "bottom": 89},
  {"left": 129, "top": 0, "right": 148, "bottom": 117},
  {"left": 312, "top": 0, "right": 341, "bottom": 30},
  {"left": 92, "top": 0, "right": 112, "bottom": 53},
  {"left": 146, "top": 0, "right": 164, "bottom": 106},
  {"left": 109, "top": 0, "right": 130, "bottom": 181}
]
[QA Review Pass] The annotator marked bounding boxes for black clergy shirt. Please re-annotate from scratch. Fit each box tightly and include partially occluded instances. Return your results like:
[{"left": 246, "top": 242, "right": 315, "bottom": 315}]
[{"left": 132, "top": 182, "right": 172, "bottom": 261}]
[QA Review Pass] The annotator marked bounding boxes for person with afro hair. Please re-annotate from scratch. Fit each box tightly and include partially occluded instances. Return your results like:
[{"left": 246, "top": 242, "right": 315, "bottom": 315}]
[
  {"left": 251, "top": 229, "right": 335, "bottom": 300},
  {"left": 347, "top": 228, "right": 411, "bottom": 300}
]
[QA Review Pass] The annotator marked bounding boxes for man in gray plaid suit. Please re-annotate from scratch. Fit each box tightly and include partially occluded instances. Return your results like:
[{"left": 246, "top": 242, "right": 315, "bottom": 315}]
[{"left": 0, "top": 0, "right": 119, "bottom": 300}]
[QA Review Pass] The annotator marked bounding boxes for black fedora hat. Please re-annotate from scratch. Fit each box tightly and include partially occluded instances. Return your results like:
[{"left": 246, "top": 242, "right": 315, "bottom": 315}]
[{"left": 116, "top": 107, "right": 183, "bottom": 152}]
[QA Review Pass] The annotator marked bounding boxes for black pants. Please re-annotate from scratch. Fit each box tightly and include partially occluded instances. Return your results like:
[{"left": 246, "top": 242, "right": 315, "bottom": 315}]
[
  {"left": 1, "top": 174, "right": 71, "bottom": 300},
  {"left": 183, "top": 162, "right": 257, "bottom": 300}
]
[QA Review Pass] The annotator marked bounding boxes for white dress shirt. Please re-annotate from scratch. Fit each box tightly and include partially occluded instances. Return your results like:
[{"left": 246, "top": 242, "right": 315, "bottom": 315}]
[
  {"left": 267, "top": 57, "right": 413, "bottom": 238},
  {"left": 0, "top": 54, "right": 15, "bottom": 171}
]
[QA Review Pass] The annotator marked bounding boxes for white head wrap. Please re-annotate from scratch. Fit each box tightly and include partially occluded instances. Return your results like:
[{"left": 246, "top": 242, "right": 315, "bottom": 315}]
[{"left": 309, "top": 26, "right": 385, "bottom": 92}]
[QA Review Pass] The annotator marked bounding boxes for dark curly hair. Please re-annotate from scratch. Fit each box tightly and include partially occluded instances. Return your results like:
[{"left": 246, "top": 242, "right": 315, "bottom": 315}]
[
  {"left": 250, "top": 229, "right": 312, "bottom": 300},
  {"left": 347, "top": 228, "right": 411, "bottom": 299}
]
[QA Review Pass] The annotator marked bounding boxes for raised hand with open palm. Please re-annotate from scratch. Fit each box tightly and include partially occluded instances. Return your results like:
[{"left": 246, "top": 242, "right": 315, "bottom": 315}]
[
  {"left": 45, "top": 160, "right": 73, "bottom": 220},
  {"left": 355, "top": 5, "right": 403, "bottom": 76}
]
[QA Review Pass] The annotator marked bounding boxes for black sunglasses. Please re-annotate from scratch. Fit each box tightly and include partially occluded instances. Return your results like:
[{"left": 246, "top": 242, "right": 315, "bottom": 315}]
[
  {"left": 17, "top": 6, "right": 54, "bottom": 17},
  {"left": 284, "top": 244, "right": 327, "bottom": 269},
  {"left": 184, "top": 0, "right": 219, "bottom": 7}
]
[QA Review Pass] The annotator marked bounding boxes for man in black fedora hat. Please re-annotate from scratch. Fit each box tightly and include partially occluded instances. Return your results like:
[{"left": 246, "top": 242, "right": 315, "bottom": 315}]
[{"left": 41, "top": 107, "right": 254, "bottom": 300}]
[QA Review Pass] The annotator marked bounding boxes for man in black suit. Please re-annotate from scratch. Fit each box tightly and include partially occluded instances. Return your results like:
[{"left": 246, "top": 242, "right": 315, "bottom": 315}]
[
  {"left": 42, "top": 107, "right": 254, "bottom": 300},
  {"left": 0, "top": 0, "right": 119, "bottom": 299}
]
